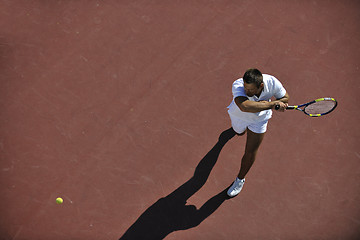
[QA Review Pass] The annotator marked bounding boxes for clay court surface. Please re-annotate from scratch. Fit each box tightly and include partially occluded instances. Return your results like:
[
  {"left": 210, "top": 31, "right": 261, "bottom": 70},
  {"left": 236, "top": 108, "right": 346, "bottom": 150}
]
[{"left": 0, "top": 1, "right": 359, "bottom": 239}]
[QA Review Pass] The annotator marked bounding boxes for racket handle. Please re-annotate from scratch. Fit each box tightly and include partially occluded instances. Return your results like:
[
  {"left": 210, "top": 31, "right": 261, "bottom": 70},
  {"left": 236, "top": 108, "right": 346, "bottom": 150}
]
[{"left": 275, "top": 104, "right": 292, "bottom": 110}]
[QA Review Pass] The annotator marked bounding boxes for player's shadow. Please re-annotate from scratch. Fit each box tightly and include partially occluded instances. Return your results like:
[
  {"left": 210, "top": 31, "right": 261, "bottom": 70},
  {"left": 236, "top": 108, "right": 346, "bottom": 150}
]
[{"left": 119, "top": 128, "right": 237, "bottom": 240}]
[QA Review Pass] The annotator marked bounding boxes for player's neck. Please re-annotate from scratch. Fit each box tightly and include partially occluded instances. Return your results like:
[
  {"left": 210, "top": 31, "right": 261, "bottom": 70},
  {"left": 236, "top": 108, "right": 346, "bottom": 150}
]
[{"left": 255, "top": 87, "right": 263, "bottom": 98}]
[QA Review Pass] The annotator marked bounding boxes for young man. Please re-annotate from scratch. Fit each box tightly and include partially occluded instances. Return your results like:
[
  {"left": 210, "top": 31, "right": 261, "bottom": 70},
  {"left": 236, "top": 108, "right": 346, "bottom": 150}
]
[{"left": 227, "top": 68, "right": 289, "bottom": 197}]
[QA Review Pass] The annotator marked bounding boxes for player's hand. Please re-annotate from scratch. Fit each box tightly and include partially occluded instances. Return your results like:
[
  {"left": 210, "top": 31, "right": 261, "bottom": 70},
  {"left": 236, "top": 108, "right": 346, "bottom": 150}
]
[{"left": 275, "top": 102, "right": 288, "bottom": 112}]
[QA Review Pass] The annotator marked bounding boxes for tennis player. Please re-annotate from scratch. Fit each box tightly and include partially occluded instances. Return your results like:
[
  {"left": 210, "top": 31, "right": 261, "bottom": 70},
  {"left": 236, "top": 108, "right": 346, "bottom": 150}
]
[{"left": 227, "top": 68, "right": 289, "bottom": 197}]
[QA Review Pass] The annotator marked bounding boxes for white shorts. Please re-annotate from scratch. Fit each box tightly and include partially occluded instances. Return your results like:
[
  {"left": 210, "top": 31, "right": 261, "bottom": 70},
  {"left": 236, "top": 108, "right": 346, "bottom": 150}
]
[{"left": 228, "top": 111, "right": 268, "bottom": 134}]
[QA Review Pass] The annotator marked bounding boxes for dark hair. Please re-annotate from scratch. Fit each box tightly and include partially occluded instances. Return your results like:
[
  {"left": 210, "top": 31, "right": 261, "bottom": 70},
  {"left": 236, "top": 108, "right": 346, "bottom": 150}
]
[{"left": 243, "top": 68, "right": 263, "bottom": 88}]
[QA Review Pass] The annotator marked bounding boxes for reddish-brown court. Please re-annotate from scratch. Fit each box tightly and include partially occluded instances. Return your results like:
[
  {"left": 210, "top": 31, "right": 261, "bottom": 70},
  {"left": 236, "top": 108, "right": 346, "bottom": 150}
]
[{"left": 0, "top": 1, "right": 359, "bottom": 239}]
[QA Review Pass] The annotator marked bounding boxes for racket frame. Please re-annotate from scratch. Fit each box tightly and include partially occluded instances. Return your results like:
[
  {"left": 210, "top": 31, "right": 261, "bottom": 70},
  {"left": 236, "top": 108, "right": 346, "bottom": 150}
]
[{"left": 286, "top": 97, "right": 337, "bottom": 117}]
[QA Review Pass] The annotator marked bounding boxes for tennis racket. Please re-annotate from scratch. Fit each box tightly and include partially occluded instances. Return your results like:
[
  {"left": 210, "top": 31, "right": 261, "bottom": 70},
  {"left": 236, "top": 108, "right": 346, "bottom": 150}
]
[{"left": 275, "top": 97, "right": 337, "bottom": 117}]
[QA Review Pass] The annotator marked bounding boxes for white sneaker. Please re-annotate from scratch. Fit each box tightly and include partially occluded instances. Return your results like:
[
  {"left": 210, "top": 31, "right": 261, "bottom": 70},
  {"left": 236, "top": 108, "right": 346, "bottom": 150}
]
[{"left": 227, "top": 178, "right": 245, "bottom": 197}]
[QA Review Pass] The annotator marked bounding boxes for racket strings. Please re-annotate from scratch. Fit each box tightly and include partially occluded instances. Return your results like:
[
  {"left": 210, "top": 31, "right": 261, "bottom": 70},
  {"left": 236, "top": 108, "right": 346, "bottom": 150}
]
[{"left": 304, "top": 100, "right": 336, "bottom": 115}]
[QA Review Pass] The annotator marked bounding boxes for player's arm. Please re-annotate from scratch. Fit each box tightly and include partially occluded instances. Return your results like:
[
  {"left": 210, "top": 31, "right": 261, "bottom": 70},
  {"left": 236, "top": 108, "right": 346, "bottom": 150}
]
[
  {"left": 274, "top": 92, "right": 290, "bottom": 104},
  {"left": 272, "top": 92, "right": 290, "bottom": 112},
  {"left": 235, "top": 96, "right": 279, "bottom": 113}
]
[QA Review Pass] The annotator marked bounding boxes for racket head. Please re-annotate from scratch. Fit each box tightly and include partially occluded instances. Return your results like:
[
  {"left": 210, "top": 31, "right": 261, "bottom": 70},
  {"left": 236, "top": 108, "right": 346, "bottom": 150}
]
[{"left": 303, "top": 98, "right": 337, "bottom": 117}]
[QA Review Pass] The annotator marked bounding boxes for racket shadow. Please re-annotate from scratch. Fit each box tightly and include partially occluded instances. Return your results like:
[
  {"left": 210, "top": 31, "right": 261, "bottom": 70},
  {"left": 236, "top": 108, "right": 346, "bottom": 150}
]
[{"left": 119, "top": 128, "right": 236, "bottom": 240}]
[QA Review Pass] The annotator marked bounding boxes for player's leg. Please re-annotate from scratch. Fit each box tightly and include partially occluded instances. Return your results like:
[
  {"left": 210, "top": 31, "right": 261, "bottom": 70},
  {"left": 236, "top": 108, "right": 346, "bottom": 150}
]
[
  {"left": 227, "top": 120, "right": 268, "bottom": 197},
  {"left": 237, "top": 129, "right": 265, "bottom": 179}
]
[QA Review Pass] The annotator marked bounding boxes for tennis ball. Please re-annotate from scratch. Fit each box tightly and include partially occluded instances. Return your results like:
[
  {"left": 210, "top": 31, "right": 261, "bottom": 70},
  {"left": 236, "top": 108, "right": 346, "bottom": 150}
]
[{"left": 56, "top": 197, "right": 63, "bottom": 204}]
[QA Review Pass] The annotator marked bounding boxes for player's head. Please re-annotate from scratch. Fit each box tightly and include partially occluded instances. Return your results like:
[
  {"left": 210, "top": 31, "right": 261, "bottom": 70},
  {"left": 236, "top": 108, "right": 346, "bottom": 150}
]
[
  {"left": 243, "top": 68, "right": 263, "bottom": 87},
  {"left": 243, "top": 68, "right": 264, "bottom": 97}
]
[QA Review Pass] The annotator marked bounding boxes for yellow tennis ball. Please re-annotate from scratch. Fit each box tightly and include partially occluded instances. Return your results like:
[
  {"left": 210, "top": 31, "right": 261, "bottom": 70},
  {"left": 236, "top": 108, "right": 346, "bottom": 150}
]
[{"left": 56, "top": 197, "right": 63, "bottom": 204}]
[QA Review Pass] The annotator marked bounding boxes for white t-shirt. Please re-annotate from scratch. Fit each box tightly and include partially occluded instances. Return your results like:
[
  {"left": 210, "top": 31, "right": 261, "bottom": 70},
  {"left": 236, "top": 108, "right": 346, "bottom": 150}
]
[{"left": 227, "top": 74, "right": 286, "bottom": 122}]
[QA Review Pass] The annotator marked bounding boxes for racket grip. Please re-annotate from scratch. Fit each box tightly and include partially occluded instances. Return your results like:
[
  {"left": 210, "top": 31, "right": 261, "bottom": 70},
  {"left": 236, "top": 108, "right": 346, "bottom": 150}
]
[{"left": 275, "top": 104, "right": 292, "bottom": 110}]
